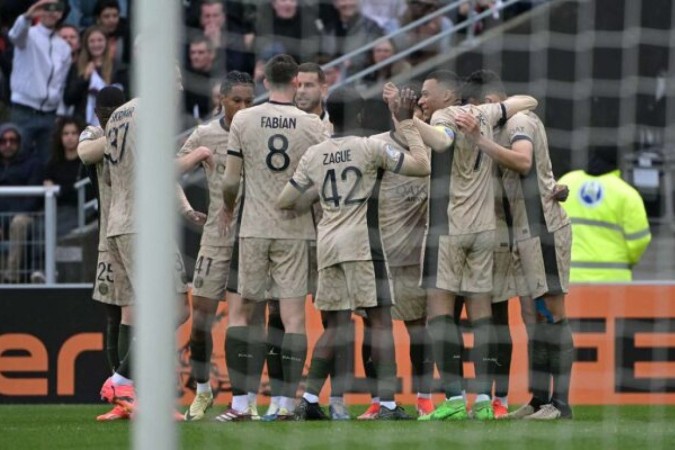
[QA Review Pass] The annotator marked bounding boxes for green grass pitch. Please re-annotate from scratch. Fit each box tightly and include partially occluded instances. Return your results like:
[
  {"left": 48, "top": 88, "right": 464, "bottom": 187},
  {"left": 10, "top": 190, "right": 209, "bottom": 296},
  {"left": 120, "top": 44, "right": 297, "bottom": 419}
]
[{"left": 2, "top": 405, "right": 675, "bottom": 449}]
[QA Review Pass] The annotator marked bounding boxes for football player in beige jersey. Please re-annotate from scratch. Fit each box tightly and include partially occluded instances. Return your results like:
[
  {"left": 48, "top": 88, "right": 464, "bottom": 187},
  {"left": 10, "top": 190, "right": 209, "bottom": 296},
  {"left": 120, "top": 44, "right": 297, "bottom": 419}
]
[
  {"left": 392, "top": 80, "right": 537, "bottom": 420},
  {"left": 221, "top": 54, "right": 327, "bottom": 419},
  {"left": 278, "top": 87, "right": 429, "bottom": 420},
  {"left": 175, "top": 72, "right": 255, "bottom": 421},
  {"left": 77, "top": 86, "right": 128, "bottom": 421},
  {"left": 457, "top": 70, "right": 573, "bottom": 420}
]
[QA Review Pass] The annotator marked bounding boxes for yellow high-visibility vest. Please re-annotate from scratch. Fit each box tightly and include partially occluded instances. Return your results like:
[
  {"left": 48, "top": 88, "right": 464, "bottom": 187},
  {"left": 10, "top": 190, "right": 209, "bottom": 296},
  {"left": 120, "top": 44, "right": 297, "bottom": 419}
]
[{"left": 557, "top": 169, "right": 651, "bottom": 282}]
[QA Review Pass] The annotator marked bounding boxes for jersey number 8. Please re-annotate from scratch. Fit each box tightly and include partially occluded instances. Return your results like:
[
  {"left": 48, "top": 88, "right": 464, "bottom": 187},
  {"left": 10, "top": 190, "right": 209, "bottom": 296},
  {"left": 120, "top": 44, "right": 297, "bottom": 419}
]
[{"left": 266, "top": 134, "right": 290, "bottom": 172}]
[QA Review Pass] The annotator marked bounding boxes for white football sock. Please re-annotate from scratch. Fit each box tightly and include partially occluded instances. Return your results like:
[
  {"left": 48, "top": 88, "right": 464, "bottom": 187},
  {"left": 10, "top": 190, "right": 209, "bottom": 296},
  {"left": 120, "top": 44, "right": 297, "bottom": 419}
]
[
  {"left": 196, "top": 382, "right": 211, "bottom": 395},
  {"left": 112, "top": 373, "right": 133, "bottom": 386},
  {"left": 247, "top": 392, "right": 257, "bottom": 405},
  {"left": 417, "top": 393, "right": 432, "bottom": 399},
  {"left": 475, "top": 394, "right": 491, "bottom": 403},
  {"left": 371, "top": 396, "right": 380, "bottom": 405},
  {"left": 381, "top": 401, "right": 396, "bottom": 410},
  {"left": 232, "top": 394, "right": 249, "bottom": 412},
  {"left": 495, "top": 396, "right": 508, "bottom": 407},
  {"left": 329, "top": 396, "right": 344, "bottom": 406},
  {"left": 302, "top": 393, "right": 319, "bottom": 404}
]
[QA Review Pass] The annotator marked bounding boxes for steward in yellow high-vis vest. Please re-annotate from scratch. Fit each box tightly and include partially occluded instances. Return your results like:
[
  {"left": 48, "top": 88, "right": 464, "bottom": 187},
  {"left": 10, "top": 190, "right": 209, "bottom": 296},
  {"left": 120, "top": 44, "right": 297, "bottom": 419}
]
[{"left": 558, "top": 146, "right": 651, "bottom": 282}]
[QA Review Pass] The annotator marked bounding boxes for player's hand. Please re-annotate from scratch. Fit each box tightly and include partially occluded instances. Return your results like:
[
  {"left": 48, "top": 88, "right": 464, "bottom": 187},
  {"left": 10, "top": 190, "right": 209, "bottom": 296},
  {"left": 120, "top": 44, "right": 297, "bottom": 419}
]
[
  {"left": 550, "top": 184, "right": 570, "bottom": 202},
  {"left": 218, "top": 205, "right": 233, "bottom": 237},
  {"left": 455, "top": 112, "right": 481, "bottom": 142},
  {"left": 194, "top": 146, "right": 215, "bottom": 171},
  {"left": 383, "top": 82, "right": 400, "bottom": 114},
  {"left": 393, "top": 88, "right": 417, "bottom": 122},
  {"left": 184, "top": 209, "right": 207, "bottom": 227}
]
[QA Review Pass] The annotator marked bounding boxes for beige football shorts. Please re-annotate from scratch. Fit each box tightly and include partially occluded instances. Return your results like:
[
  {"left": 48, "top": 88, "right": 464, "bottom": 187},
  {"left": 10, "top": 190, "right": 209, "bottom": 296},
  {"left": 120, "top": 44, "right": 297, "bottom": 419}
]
[
  {"left": 390, "top": 264, "right": 426, "bottom": 321},
  {"left": 191, "top": 245, "right": 233, "bottom": 301},
  {"left": 436, "top": 230, "right": 495, "bottom": 295},
  {"left": 315, "top": 260, "right": 394, "bottom": 312},
  {"left": 92, "top": 250, "right": 122, "bottom": 305}
]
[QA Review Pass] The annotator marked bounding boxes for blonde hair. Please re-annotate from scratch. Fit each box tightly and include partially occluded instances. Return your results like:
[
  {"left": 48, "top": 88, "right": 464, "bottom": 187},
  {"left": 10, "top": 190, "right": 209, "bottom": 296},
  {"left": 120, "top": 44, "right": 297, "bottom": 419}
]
[{"left": 77, "top": 26, "right": 113, "bottom": 83}]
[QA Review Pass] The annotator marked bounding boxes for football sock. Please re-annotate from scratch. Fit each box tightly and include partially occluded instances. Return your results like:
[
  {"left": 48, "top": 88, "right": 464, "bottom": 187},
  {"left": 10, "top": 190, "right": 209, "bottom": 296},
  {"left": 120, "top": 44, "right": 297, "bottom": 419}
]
[
  {"left": 491, "top": 301, "right": 513, "bottom": 398},
  {"left": 266, "top": 308, "right": 285, "bottom": 398},
  {"left": 428, "top": 315, "right": 463, "bottom": 398},
  {"left": 246, "top": 325, "right": 266, "bottom": 396},
  {"left": 281, "top": 333, "right": 307, "bottom": 400},
  {"left": 112, "top": 372, "right": 132, "bottom": 386},
  {"left": 472, "top": 317, "right": 494, "bottom": 397},
  {"left": 381, "top": 401, "right": 396, "bottom": 410},
  {"left": 189, "top": 330, "right": 212, "bottom": 384},
  {"left": 454, "top": 298, "right": 466, "bottom": 380},
  {"left": 375, "top": 363, "right": 397, "bottom": 402},
  {"left": 330, "top": 396, "right": 344, "bottom": 406},
  {"left": 530, "top": 323, "right": 550, "bottom": 408},
  {"left": 104, "top": 305, "right": 121, "bottom": 373},
  {"left": 302, "top": 392, "right": 319, "bottom": 404},
  {"left": 408, "top": 324, "right": 434, "bottom": 395},
  {"left": 549, "top": 319, "right": 574, "bottom": 407},
  {"left": 116, "top": 324, "right": 133, "bottom": 379},
  {"left": 247, "top": 392, "right": 257, "bottom": 405},
  {"left": 329, "top": 311, "right": 352, "bottom": 399},
  {"left": 305, "top": 357, "right": 331, "bottom": 397},
  {"left": 368, "top": 309, "right": 397, "bottom": 403},
  {"left": 361, "top": 321, "right": 378, "bottom": 398},
  {"left": 525, "top": 323, "right": 536, "bottom": 393},
  {"left": 231, "top": 394, "right": 249, "bottom": 412},
  {"left": 225, "top": 326, "right": 250, "bottom": 396},
  {"left": 371, "top": 397, "right": 380, "bottom": 404}
]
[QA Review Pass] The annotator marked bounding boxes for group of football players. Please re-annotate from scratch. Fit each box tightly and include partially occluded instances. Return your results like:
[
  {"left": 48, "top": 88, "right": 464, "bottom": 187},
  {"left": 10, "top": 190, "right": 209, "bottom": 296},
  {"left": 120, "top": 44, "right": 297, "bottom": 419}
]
[{"left": 79, "top": 52, "right": 574, "bottom": 423}]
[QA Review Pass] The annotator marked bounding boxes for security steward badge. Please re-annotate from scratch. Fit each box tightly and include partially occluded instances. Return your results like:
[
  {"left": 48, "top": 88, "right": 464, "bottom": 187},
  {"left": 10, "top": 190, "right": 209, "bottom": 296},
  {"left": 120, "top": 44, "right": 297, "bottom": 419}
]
[
  {"left": 99, "top": 283, "right": 109, "bottom": 295},
  {"left": 194, "top": 277, "right": 204, "bottom": 288}
]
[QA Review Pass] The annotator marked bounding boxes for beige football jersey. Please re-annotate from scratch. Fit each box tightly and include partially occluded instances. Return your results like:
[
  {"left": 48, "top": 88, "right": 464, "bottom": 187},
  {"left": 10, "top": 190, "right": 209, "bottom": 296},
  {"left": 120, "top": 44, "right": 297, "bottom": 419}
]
[
  {"left": 177, "top": 118, "right": 240, "bottom": 247},
  {"left": 373, "top": 131, "right": 429, "bottom": 267},
  {"left": 291, "top": 135, "right": 406, "bottom": 270},
  {"left": 104, "top": 98, "right": 139, "bottom": 237},
  {"left": 430, "top": 103, "right": 504, "bottom": 235},
  {"left": 495, "top": 112, "right": 570, "bottom": 239},
  {"left": 227, "top": 101, "right": 327, "bottom": 240},
  {"left": 79, "top": 125, "right": 109, "bottom": 252}
]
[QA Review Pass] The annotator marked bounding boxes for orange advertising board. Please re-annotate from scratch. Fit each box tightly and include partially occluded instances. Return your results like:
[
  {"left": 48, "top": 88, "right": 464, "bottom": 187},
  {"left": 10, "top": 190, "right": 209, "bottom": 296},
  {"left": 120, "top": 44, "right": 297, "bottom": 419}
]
[
  {"left": 173, "top": 284, "right": 675, "bottom": 406},
  {"left": 2, "top": 285, "right": 675, "bottom": 404}
]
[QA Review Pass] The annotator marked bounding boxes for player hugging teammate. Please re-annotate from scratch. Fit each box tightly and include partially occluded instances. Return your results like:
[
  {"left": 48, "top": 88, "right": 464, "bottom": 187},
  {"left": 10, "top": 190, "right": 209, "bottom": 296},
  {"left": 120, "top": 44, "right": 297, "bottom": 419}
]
[{"left": 90, "top": 52, "right": 573, "bottom": 423}]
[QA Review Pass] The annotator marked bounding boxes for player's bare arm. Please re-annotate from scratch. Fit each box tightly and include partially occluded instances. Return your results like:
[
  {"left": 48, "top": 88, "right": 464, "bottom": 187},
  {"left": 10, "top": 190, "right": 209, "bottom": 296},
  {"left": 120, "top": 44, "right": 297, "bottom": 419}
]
[
  {"left": 77, "top": 136, "right": 106, "bottom": 165},
  {"left": 501, "top": 95, "right": 538, "bottom": 119},
  {"left": 456, "top": 112, "right": 533, "bottom": 175},
  {"left": 176, "top": 185, "right": 207, "bottom": 227},
  {"left": 411, "top": 116, "right": 455, "bottom": 153},
  {"left": 176, "top": 146, "right": 214, "bottom": 174},
  {"left": 221, "top": 153, "right": 242, "bottom": 211}
]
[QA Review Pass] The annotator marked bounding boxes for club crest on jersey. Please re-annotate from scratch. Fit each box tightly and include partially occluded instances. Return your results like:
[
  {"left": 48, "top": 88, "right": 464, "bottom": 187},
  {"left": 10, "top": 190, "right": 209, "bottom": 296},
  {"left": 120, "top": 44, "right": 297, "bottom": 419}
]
[
  {"left": 98, "top": 283, "right": 109, "bottom": 295},
  {"left": 194, "top": 277, "right": 204, "bottom": 288},
  {"left": 579, "top": 180, "right": 604, "bottom": 207}
]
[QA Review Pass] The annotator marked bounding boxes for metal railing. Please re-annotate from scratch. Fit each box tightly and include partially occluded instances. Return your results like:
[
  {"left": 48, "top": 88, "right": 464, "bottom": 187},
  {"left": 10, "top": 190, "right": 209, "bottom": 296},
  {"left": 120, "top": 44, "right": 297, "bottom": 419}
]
[
  {"left": 0, "top": 186, "right": 60, "bottom": 284},
  {"left": 75, "top": 177, "right": 98, "bottom": 229}
]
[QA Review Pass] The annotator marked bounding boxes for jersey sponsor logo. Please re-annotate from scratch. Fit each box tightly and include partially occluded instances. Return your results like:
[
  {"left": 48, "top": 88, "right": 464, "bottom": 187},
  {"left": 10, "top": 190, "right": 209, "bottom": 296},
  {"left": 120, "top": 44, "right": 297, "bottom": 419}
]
[{"left": 579, "top": 180, "right": 604, "bottom": 207}]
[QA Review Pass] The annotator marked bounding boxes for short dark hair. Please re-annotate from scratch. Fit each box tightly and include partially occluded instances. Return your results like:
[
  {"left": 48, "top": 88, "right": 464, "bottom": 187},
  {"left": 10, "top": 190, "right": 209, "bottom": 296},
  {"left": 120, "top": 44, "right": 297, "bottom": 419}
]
[
  {"left": 220, "top": 71, "right": 254, "bottom": 96},
  {"left": 425, "top": 70, "right": 461, "bottom": 92},
  {"left": 189, "top": 34, "right": 213, "bottom": 50},
  {"left": 94, "top": 0, "right": 120, "bottom": 16},
  {"left": 462, "top": 69, "right": 506, "bottom": 102},
  {"left": 95, "top": 86, "right": 126, "bottom": 127},
  {"left": 264, "top": 54, "right": 299, "bottom": 87},
  {"left": 298, "top": 62, "right": 326, "bottom": 84},
  {"left": 326, "top": 86, "right": 364, "bottom": 133}
]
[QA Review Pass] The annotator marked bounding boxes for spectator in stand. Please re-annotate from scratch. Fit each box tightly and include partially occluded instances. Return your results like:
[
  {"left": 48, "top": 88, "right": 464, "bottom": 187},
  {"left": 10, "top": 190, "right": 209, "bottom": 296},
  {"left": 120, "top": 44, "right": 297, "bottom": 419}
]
[
  {"left": 8, "top": 0, "right": 71, "bottom": 162},
  {"left": 211, "top": 80, "right": 222, "bottom": 116},
  {"left": 360, "top": 38, "right": 410, "bottom": 88},
  {"left": 65, "top": 0, "right": 129, "bottom": 29},
  {"left": 94, "top": 0, "right": 130, "bottom": 66},
  {"left": 0, "top": 29, "right": 11, "bottom": 122},
  {"left": 320, "top": 0, "right": 384, "bottom": 76},
  {"left": 395, "top": 0, "right": 453, "bottom": 66},
  {"left": 313, "top": 53, "right": 342, "bottom": 88},
  {"left": 254, "top": 0, "right": 322, "bottom": 65},
  {"left": 183, "top": 35, "right": 221, "bottom": 124},
  {"left": 43, "top": 117, "right": 85, "bottom": 237},
  {"left": 63, "top": 25, "right": 127, "bottom": 125},
  {"left": 192, "top": 0, "right": 254, "bottom": 75},
  {"left": 361, "top": 0, "right": 406, "bottom": 33},
  {"left": 455, "top": 0, "right": 498, "bottom": 36},
  {"left": 0, "top": 123, "right": 45, "bottom": 284},
  {"left": 58, "top": 24, "right": 81, "bottom": 63}
]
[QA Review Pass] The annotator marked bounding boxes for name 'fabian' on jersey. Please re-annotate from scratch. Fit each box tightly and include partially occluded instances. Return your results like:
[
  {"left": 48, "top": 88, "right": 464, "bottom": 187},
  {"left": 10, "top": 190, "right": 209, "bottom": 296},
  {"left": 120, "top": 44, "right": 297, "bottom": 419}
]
[{"left": 261, "top": 116, "right": 297, "bottom": 129}]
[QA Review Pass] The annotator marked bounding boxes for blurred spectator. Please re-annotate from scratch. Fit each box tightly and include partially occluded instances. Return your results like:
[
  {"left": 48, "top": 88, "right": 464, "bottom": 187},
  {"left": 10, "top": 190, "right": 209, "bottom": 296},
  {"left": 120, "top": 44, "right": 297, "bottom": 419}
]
[
  {"left": 63, "top": 25, "right": 127, "bottom": 125},
  {"left": 360, "top": 38, "right": 410, "bottom": 87},
  {"left": 57, "top": 24, "right": 81, "bottom": 63},
  {"left": 8, "top": 0, "right": 72, "bottom": 162},
  {"left": 254, "top": 0, "right": 322, "bottom": 65},
  {"left": 361, "top": 0, "right": 406, "bottom": 33},
  {"left": 94, "top": 0, "right": 131, "bottom": 66},
  {"left": 456, "top": 0, "right": 498, "bottom": 36},
  {"left": 0, "top": 29, "right": 11, "bottom": 122},
  {"left": 190, "top": 0, "right": 254, "bottom": 75},
  {"left": 313, "top": 52, "right": 341, "bottom": 88},
  {"left": 320, "top": 0, "right": 384, "bottom": 76},
  {"left": 396, "top": 0, "right": 453, "bottom": 66},
  {"left": 0, "top": 123, "right": 45, "bottom": 283},
  {"left": 210, "top": 80, "right": 222, "bottom": 116},
  {"left": 43, "top": 117, "right": 84, "bottom": 237},
  {"left": 65, "top": 0, "right": 129, "bottom": 29},
  {"left": 183, "top": 35, "right": 222, "bottom": 123}
]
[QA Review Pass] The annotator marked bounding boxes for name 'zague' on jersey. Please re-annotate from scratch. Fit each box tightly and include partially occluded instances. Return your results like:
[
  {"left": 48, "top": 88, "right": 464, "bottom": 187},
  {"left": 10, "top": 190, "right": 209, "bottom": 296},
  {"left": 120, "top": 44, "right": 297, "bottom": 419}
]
[
  {"left": 291, "top": 135, "right": 407, "bottom": 270},
  {"left": 227, "top": 101, "right": 327, "bottom": 240}
]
